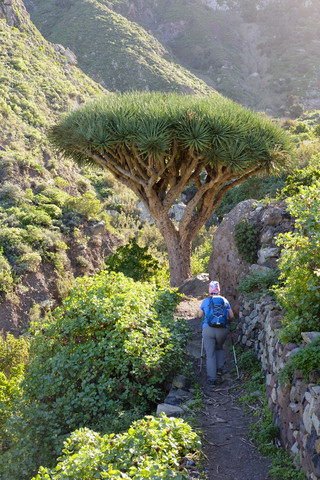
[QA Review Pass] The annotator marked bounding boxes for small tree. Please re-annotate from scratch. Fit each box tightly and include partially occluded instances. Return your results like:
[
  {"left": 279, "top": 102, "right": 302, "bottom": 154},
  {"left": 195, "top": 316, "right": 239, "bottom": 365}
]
[{"left": 49, "top": 92, "right": 292, "bottom": 286}]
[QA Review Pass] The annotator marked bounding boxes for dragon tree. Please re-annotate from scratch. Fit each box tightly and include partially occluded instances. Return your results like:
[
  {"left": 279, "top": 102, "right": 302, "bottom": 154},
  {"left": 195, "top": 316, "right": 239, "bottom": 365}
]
[{"left": 49, "top": 92, "right": 292, "bottom": 287}]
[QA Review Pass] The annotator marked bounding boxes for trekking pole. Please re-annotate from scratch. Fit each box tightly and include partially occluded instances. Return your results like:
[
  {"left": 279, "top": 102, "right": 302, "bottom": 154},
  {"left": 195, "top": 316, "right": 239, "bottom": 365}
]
[
  {"left": 200, "top": 337, "right": 204, "bottom": 374},
  {"left": 230, "top": 330, "right": 240, "bottom": 379}
]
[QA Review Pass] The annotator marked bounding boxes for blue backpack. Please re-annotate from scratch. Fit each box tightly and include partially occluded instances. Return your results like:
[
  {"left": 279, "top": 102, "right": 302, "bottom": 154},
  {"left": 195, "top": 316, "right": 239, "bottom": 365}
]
[{"left": 206, "top": 296, "right": 228, "bottom": 328}]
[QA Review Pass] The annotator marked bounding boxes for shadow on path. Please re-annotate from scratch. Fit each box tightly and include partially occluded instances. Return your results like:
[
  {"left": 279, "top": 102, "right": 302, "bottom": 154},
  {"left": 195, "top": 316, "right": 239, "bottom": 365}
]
[{"left": 176, "top": 297, "right": 272, "bottom": 480}]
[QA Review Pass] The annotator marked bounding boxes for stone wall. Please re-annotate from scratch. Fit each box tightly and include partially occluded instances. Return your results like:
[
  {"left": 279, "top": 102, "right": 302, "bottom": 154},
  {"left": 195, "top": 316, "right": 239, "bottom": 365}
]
[
  {"left": 238, "top": 297, "right": 320, "bottom": 480},
  {"left": 208, "top": 199, "right": 294, "bottom": 315}
]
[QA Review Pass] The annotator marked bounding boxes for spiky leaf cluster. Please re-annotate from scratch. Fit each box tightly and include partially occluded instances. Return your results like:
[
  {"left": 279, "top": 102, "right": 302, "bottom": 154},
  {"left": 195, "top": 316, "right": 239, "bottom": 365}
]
[{"left": 49, "top": 92, "right": 292, "bottom": 176}]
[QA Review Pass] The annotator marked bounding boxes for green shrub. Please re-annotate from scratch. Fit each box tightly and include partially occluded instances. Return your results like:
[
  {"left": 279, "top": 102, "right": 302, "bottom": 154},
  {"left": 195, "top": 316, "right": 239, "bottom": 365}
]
[
  {"left": 238, "top": 269, "right": 279, "bottom": 299},
  {"left": 234, "top": 220, "right": 260, "bottom": 263},
  {"left": 0, "top": 250, "right": 14, "bottom": 297},
  {"left": 278, "top": 338, "right": 320, "bottom": 386},
  {"left": 1, "top": 272, "right": 190, "bottom": 479},
  {"left": 0, "top": 334, "right": 29, "bottom": 450},
  {"left": 66, "top": 192, "right": 101, "bottom": 219},
  {"left": 273, "top": 181, "right": 320, "bottom": 342},
  {"left": 15, "top": 251, "right": 42, "bottom": 273},
  {"left": 293, "top": 122, "right": 310, "bottom": 134},
  {"left": 313, "top": 124, "right": 320, "bottom": 137},
  {"left": 281, "top": 155, "right": 320, "bottom": 197},
  {"left": 32, "top": 415, "right": 201, "bottom": 480},
  {"left": 106, "top": 238, "right": 160, "bottom": 282},
  {"left": 237, "top": 350, "right": 261, "bottom": 376}
]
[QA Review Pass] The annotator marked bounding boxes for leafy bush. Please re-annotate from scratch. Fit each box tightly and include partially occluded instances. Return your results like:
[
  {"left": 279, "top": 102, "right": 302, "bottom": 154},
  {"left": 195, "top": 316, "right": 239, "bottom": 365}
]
[
  {"left": 278, "top": 338, "right": 320, "bottom": 386},
  {"left": 281, "top": 155, "right": 320, "bottom": 197},
  {"left": 234, "top": 220, "right": 260, "bottom": 263},
  {"left": 32, "top": 415, "right": 201, "bottom": 480},
  {"left": 238, "top": 269, "right": 279, "bottom": 299},
  {"left": 293, "top": 122, "right": 310, "bottom": 134},
  {"left": 0, "top": 334, "right": 29, "bottom": 450},
  {"left": 313, "top": 124, "right": 320, "bottom": 137},
  {"left": 273, "top": 182, "right": 320, "bottom": 342},
  {"left": 65, "top": 192, "right": 102, "bottom": 219},
  {"left": 1, "top": 272, "right": 190, "bottom": 479},
  {"left": 0, "top": 250, "right": 14, "bottom": 297},
  {"left": 106, "top": 238, "right": 160, "bottom": 282},
  {"left": 237, "top": 350, "right": 261, "bottom": 376}
]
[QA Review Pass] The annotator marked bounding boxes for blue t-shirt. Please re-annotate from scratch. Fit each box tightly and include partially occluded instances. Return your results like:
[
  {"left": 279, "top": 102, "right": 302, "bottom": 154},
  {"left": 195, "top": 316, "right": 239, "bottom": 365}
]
[{"left": 200, "top": 295, "right": 231, "bottom": 329}]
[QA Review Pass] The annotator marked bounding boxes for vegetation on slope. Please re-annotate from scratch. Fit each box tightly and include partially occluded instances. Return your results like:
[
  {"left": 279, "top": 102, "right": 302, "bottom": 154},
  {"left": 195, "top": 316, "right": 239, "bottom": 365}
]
[
  {"left": 0, "top": 4, "right": 119, "bottom": 321},
  {"left": 32, "top": 417, "right": 201, "bottom": 480},
  {"left": 28, "top": 0, "right": 215, "bottom": 95},
  {"left": 0, "top": 271, "right": 191, "bottom": 479},
  {"left": 97, "top": 0, "right": 320, "bottom": 114}
]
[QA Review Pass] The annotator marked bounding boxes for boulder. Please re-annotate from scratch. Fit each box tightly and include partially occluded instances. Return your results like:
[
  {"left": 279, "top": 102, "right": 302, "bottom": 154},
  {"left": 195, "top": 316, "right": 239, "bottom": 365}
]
[
  {"left": 54, "top": 44, "right": 77, "bottom": 65},
  {"left": 156, "top": 403, "right": 184, "bottom": 418},
  {"left": 172, "top": 375, "right": 191, "bottom": 390},
  {"left": 90, "top": 221, "right": 106, "bottom": 235},
  {"left": 249, "top": 264, "right": 273, "bottom": 275},
  {"left": 208, "top": 199, "right": 256, "bottom": 310},
  {"left": 301, "top": 332, "right": 320, "bottom": 344},
  {"left": 261, "top": 207, "right": 283, "bottom": 226},
  {"left": 178, "top": 273, "right": 210, "bottom": 297},
  {"left": 257, "top": 247, "right": 279, "bottom": 265}
]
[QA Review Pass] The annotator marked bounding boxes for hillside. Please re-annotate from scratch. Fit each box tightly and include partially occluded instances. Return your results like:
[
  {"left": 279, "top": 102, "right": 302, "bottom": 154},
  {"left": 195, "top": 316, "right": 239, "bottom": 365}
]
[
  {"left": 0, "top": 0, "right": 121, "bottom": 332},
  {"left": 27, "top": 0, "right": 216, "bottom": 95},
  {"left": 27, "top": 0, "right": 320, "bottom": 114}
]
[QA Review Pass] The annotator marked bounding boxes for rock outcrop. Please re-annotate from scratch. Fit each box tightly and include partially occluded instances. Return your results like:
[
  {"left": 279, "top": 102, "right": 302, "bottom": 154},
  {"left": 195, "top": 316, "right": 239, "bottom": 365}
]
[
  {"left": 178, "top": 273, "right": 210, "bottom": 297},
  {"left": 0, "top": 0, "right": 33, "bottom": 29},
  {"left": 208, "top": 200, "right": 294, "bottom": 313}
]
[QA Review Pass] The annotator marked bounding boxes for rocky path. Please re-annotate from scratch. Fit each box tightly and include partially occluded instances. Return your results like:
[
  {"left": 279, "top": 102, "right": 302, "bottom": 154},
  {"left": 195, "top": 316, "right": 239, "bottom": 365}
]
[{"left": 176, "top": 297, "right": 272, "bottom": 480}]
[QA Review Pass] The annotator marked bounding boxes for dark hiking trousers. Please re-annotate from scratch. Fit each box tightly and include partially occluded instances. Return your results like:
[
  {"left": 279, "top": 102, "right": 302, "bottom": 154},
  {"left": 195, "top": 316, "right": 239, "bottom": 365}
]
[{"left": 202, "top": 325, "right": 228, "bottom": 382}]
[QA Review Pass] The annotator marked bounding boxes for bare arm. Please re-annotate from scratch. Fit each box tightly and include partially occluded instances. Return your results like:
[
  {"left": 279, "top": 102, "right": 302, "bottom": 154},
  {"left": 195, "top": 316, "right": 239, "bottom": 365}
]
[{"left": 198, "top": 309, "right": 204, "bottom": 318}]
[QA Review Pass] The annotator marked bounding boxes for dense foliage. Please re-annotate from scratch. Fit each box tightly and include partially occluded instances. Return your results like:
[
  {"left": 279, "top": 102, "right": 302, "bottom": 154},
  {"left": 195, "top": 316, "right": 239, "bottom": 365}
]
[
  {"left": 0, "top": 334, "right": 29, "bottom": 451},
  {"left": 32, "top": 415, "right": 201, "bottom": 480},
  {"left": 234, "top": 220, "right": 260, "bottom": 263},
  {"left": 273, "top": 181, "right": 320, "bottom": 342},
  {"left": 106, "top": 238, "right": 159, "bottom": 282},
  {"left": 238, "top": 269, "right": 279, "bottom": 299},
  {"left": 49, "top": 92, "right": 292, "bottom": 172},
  {"left": 1, "top": 271, "right": 190, "bottom": 479}
]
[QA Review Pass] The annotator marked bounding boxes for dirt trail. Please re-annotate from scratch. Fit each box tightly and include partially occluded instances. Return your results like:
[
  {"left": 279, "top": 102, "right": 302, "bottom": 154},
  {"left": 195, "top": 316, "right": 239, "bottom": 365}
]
[{"left": 176, "top": 297, "right": 271, "bottom": 480}]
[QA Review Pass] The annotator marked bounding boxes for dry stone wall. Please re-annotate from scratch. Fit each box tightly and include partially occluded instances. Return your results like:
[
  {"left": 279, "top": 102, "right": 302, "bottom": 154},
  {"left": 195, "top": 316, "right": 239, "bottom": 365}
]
[{"left": 238, "top": 297, "right": 320, "bottom": 480}]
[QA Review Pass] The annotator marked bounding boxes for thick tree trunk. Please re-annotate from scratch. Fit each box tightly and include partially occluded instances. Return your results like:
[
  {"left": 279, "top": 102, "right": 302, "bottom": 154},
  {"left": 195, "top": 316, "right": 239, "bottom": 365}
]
[{"left": 166, "top": 237, "right": 192, "bottom": 288}]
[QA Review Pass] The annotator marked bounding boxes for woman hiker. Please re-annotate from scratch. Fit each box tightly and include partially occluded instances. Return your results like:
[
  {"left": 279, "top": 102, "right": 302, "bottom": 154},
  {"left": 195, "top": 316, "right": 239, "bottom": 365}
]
[{"left": 198, "top": 280, "right": 234, "bottom": 387}]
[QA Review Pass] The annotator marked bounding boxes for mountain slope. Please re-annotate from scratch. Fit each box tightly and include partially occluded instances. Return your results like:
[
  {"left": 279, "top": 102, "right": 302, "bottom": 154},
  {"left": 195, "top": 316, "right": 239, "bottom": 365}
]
[
  {"left": 29, "top": 0, "right": 320, "bottom": 114},
  {"left": 0, "top": 0, "right": 120, "bottom": 333},
  {"left": 27, "top": 0, "right": 216, "bottom": 95}
]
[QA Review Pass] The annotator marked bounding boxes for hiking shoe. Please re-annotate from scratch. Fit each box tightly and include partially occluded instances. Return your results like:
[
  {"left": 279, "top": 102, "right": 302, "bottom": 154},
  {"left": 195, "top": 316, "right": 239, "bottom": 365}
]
[
  {"left": 217, "top": 368, "right": 224, "bottom": 376},
  {"left": 206, "top": 379, "right": 216, "bottom": 387}
]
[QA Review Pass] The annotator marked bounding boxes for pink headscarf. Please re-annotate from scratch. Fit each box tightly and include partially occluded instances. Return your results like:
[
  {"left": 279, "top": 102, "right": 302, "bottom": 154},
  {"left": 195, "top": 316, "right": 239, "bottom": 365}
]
[{"left": 209, "top": 280, "right": 220, "bottom": 294}]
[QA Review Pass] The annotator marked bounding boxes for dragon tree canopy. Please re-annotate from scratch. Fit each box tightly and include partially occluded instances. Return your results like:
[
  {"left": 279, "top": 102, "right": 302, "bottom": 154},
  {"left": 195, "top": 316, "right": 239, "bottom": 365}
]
[{"left": 49, "top": 91, "right": 293, "bottom": 286}]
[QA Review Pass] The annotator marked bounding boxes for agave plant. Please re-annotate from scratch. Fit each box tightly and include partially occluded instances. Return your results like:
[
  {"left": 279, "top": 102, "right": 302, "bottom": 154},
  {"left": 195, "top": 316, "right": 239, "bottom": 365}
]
[{"left": 49, "top": 92, "right": 292, "bottom": 286}]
